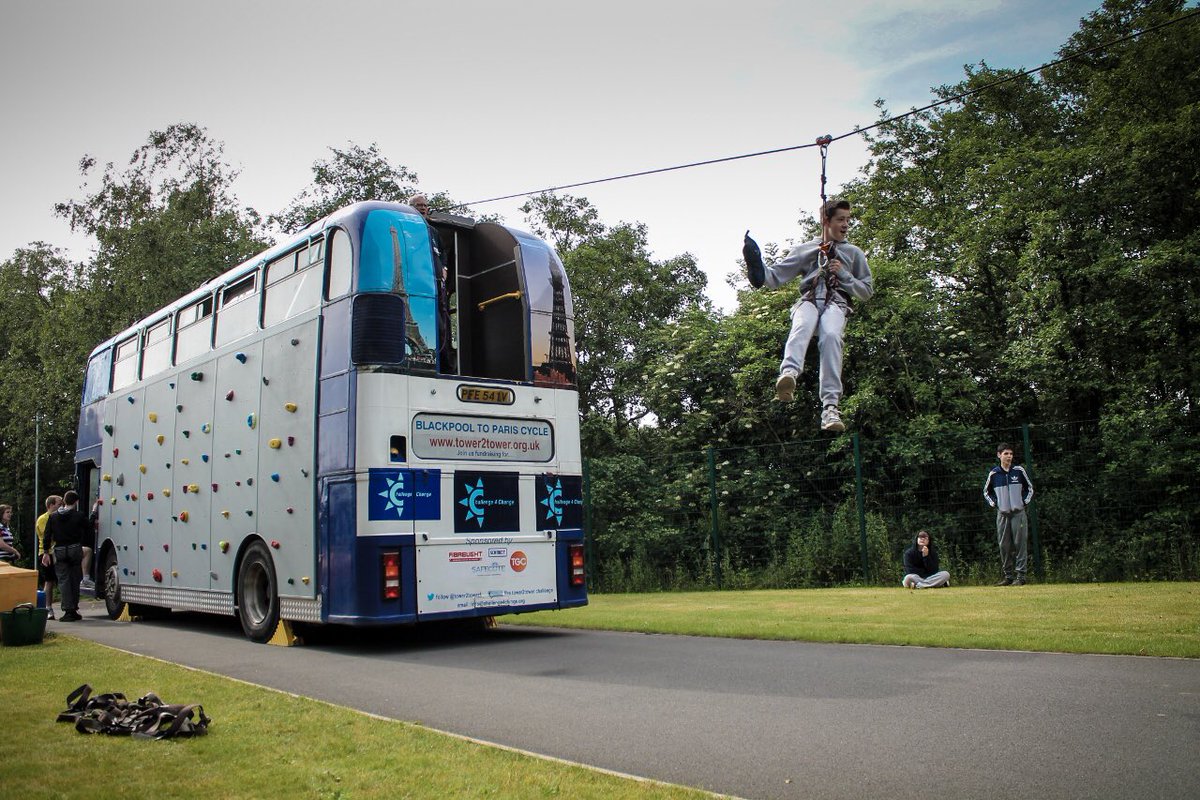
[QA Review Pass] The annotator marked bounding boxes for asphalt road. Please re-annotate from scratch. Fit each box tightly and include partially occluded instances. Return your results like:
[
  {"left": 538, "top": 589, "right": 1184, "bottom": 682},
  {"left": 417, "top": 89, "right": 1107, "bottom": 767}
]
[{"left": 47, "top": 601, "right": 1200, "bottom": 800}]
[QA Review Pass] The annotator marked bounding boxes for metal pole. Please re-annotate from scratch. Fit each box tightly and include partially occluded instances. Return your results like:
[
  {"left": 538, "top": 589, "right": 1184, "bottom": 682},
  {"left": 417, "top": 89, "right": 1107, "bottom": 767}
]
[
  {"left": 1021, "top": 424, "right": 1043, "bottom": 579},
  {"left": 33, "top": 412, "right": 41, "bottom": 558},
  {"left": 707, "top": 447, "right": 722, "bottom": 588},
  {"left": 853, "top": 433, "right": 869, "bottom": 583}
]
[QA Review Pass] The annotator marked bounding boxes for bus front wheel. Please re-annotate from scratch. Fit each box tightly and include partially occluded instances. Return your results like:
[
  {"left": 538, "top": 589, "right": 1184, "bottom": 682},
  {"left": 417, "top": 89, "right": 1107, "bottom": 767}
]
[{"left": 237, "top": 541, "right": 280, "bottom": 643}]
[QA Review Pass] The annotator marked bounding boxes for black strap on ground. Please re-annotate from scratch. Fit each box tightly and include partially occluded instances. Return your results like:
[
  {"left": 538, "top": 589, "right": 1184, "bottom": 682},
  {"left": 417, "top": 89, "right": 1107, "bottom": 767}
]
[{"left": 56, "top": 683, "right": 210, "bottom": 739}]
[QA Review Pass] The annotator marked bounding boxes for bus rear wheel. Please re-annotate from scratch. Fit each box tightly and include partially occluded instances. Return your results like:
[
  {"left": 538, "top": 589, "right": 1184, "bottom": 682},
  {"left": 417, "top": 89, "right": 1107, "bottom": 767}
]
[
  {"left": 101, "top": 548, "right": 125, "bottom": 620},
  {"left": 237, "top": 541, "right": 280, "bottom": 643}
]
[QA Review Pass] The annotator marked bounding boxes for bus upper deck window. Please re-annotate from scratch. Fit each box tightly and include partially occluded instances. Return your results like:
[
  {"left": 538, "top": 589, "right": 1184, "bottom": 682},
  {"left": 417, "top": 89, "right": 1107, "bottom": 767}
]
[
  {"left": 112, "top": 335, "right": 139, "bottom": 391},
  {"left": 327, "top": 230, "right": 351, "bottom": 300}
]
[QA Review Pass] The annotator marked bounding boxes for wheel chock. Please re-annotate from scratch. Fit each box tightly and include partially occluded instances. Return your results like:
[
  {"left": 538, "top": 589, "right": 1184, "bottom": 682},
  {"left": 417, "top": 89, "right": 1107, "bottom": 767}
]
[{"left": 267, "top": 619, "right": 301, "bottom": 646}]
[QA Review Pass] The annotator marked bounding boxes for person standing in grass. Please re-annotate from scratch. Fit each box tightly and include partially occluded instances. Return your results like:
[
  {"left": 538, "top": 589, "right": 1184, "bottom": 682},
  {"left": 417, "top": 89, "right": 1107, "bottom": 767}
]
[
  {"left": 42, "top": 490, "right": 89, "bottom": 622},
  {"left": 36, "top": 494, "right": 62, "bottom": 619},
  {"left": 983, "top": 442, "right": 1034, "bottom": 586},
  {"left": 902, "top": 530, "right": 950, "bottom": 589}
]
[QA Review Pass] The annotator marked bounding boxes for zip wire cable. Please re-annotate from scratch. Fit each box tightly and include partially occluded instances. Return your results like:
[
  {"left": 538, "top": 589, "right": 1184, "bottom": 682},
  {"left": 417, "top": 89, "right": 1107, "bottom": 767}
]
[{"left": 452, "top": 8, "right": 1200, "bottom": 210}]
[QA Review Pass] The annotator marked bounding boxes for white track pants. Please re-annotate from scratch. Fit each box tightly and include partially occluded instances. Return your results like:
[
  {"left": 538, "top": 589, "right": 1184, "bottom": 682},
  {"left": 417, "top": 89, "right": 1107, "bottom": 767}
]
[
  {"left": 902, "top": 571, "right": 950, "bottom": 589},
  {"left": 779, "top": 301, "right": 846, "bottom": 408}
]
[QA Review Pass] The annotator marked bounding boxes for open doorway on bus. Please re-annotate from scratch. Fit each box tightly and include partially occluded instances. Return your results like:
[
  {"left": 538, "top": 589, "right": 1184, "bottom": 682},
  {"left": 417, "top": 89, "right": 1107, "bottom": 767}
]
[{"left": 74, "top": 461, "right": 101, "bottom": 586}]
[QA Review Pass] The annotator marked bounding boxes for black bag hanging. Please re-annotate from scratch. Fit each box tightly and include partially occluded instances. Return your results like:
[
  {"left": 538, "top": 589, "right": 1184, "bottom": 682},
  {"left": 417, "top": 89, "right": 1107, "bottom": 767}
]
[{"left": 743, "top": 231, "right": 766, "bottom": 288}]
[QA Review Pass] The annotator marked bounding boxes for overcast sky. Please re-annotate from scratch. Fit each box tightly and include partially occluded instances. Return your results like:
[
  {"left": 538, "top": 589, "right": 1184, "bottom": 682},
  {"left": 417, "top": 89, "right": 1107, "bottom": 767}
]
[{"left": 3, "top": 0, "right": 1100, "bottom": 310}]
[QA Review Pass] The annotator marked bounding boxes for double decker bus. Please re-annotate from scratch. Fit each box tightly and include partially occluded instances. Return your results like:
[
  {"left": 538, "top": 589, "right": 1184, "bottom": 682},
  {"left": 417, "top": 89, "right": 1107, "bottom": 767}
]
[{"left": 75, "top": 201, "right": 587, "bottom": 642}]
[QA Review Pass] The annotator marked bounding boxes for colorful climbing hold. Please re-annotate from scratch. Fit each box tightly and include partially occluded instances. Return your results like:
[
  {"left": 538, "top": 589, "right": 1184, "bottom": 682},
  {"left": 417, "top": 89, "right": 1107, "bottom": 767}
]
[
  {"left": 270, "top": 540, "right": 281, "bottom": 549},
  {"left": 235, "top": 352, "right": 247, "bottom": 363},
  {"left": 148, "top": 412, "right": 158, "bottom": 423},
  {"left": 247, "top": 413, "right": 256, "bottom": 429},
  {"left": 271, "top": 473, "right": 280, "bottom": 482},
  {"left": 179, "top": 510, "right": 189, "bottom": 522},
  {"left": 152, "top": 569, "right": 163, "bottom": 582},
  {"left": 268, "top": 438, "right": 282, "bottom": 449},
  {"left": 190, "top": 371, "right": 203, "bottom": 381},
  {"left": 285, "top": 402, "right": 298, "bottom": 413},
  {"left": 104, "top": 424, "right": 114, "bottom": 435},
  {"left": 156, "top": 434, "right": 165, "bottom": 445},
  {"left": 219, "top": 541, "right": 230, "bottom": 553},
  {"left": 226, "top": 390, "right": 235, "bottom": 401}
]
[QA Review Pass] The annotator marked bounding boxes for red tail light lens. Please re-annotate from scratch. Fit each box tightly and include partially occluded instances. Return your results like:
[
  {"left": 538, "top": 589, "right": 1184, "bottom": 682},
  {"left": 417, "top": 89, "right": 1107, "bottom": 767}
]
[
  {"left": 382, "top": 551, "right": 401, "bottom": 600},
  {"left": 568, "top": 543, "right": 585, "bottom": 587}
]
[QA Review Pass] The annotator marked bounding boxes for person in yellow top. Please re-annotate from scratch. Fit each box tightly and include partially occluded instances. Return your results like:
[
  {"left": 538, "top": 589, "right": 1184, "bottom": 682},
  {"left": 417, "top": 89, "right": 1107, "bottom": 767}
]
[{"left": 36, "top": 495, "right": 62, "bottom": 619}]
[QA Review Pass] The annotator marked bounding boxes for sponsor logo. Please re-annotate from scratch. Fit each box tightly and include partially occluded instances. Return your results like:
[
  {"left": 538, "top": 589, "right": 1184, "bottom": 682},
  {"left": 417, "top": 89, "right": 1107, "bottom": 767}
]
[
  {"left": 510, "top": 550, "right": 528, "bottom": 572},
  {"left": 368, "top": 469, "right": 440, "bottom": 521},
  {"left": 456, "top": 385, "right": 515, "bottom": 405},
  {"left": 488, "top": 547, "right": 508, "bottom": 558},
  {"left": 448, "top": 550, "right": 483, "bottom": 562}
]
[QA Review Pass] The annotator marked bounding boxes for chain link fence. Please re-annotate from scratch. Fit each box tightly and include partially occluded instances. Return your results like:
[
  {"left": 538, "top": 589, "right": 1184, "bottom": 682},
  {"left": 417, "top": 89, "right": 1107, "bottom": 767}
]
[{"left": 583, "top": 418, "right": 1200, "bottom": 591}]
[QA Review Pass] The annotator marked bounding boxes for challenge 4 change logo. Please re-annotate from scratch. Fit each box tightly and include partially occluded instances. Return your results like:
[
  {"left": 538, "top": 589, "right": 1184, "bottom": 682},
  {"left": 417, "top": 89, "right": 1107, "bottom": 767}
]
[
  {"left": 368, "top": 469, "right": 440, "bottom": 521},
  {"left": 454, "top": 471, "right": 520, "bottom": 533},
  {"left": 536, "top": 475, "right": 584, "bottom": 531}
]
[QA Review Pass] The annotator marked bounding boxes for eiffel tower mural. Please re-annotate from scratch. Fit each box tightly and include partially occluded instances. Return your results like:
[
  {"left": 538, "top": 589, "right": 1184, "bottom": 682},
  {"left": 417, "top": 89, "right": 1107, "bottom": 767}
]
[
  {"left": 390, "top": 226, "right": 434, "bottom": 368},
  {"left": 535, "top": 256, "right": 577, "bottom": 386}
]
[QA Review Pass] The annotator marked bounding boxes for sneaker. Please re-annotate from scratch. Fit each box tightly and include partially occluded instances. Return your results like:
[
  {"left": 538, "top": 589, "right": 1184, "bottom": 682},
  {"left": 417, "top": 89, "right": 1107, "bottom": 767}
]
[
  {"left": 995, "top": 578, "right": 1013, "bottom": 586},
  {"left": 60, "top": 612, "right": 82, "bottom": 622},
  {"left": 820, "top": 405, "right": 845, "bottom": 433},
  {"left": 775, "top": 371, "right": 797, "bottom": 402},
  {"left": 80, "top": 577, "right": 95, "bottom": 591},
  {"left": 1014, "top": 578, "right": 1026, "bottom": 586},
  {"left": 47, "top": 610, "right": 56, "bottom": 620}
]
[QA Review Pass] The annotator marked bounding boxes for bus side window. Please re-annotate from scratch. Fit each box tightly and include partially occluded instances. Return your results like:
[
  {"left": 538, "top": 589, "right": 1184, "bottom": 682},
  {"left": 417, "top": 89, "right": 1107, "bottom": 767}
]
[
  {"left": 112, "top": 335, "right": 140, "bottom": 391},
  {"left": 83, "top": 350, "right": 112, "bottom": 404},
  {"left": 141, "top": 317, "right": 172, "bottom": 380},
  {"left": 215, "top": 272, "right": 260, "bottom": 347},
  {"left": 265, "top": 245, "right": 322, "bottom": 325},
  {"left": 175, "top": 295, "right": 214, "bottom": 364},
  {"left": 327, "top": 230, "right": 351, "bottom": 300}
]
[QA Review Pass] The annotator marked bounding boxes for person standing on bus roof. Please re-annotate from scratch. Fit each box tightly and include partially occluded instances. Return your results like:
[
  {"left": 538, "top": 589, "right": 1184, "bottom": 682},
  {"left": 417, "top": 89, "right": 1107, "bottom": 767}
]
[
  {"left": 409, "top": 193, "right": 453, "bottom": 372},
  {"left": 42, "top": 490, "right": 89, "bottom": 621}
]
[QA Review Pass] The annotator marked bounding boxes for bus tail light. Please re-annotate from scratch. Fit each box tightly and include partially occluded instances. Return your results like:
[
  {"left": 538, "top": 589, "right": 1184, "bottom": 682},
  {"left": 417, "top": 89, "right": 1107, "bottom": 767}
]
[
  {"left": 568, "top": 543, "right": 585, "bottom": 588},
  {"left": 382, "top": 551, "right": 401, "bottom": 600}
]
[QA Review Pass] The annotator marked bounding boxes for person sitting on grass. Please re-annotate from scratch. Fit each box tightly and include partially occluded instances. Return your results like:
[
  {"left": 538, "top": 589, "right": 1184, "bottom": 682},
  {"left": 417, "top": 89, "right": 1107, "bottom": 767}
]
[{"left": 902, "top": 530, "right": 950, "bottom": 589}]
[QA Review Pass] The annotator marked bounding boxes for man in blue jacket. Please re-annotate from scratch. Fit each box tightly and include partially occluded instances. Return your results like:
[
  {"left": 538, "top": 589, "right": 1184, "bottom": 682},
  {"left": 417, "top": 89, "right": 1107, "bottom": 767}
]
[{"left": 983, "top": 443, "right": 1034, "bottom": 586}]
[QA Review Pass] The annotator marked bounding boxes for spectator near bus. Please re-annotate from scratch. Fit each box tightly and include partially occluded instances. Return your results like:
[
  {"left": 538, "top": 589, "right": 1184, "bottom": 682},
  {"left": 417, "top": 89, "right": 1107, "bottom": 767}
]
[
  {"left": 36, "top": 495, "right": 63, "bottom": 619},
  {"left": 983, "top": 442, "right": 1034, "bottom": 586},
  {"left": 901, "top": 530, "right": 950, "bottom": 589}
]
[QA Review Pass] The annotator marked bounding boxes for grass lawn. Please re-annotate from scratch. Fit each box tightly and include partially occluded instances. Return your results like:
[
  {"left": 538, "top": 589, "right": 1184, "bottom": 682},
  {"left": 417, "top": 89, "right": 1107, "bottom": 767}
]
[
  {"left": 0, "top": 635, "right": 717, "bottom": 800},
  {"left": 502, "top": 582, "right": 1200, "bottom": 658}
]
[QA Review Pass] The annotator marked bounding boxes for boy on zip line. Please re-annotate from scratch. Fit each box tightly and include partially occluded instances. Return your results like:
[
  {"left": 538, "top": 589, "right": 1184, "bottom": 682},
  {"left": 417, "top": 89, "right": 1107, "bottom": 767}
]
[{"left": 744, "top": 198, "right": 874, "bottom": 432}]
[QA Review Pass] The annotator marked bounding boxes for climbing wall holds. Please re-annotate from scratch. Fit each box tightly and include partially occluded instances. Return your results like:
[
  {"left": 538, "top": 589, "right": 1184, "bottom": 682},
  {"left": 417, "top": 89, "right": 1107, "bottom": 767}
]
[
  {"left": 290, "top": 338, "right": 299, "bottom": 346},
  {"left": 171, "top": 570, "right": 179, "bottom": 578},
  {"left": 301, "top": 577, "right": 310, "bottom": 585},
  {"left": 102, "top": 474, "right": 112, "bottom": 483},
  {"left": 286, "top": 507, "right": 294, "bottom": 514},
  {"left": 146, "top": 492, "right": 154, "bottom": 500},
  {"left": 127, "top": 396, "right": 135, "bottom": 404},
  {"left": 271, "top": 473, "right": 280, "bottom": 482},
  {"left": 247, "top": 477, "right": 254, "bottom": 486},
  {"left": 235, "top": 448, "right": 242, "bottom": 455},
  {"left": 191, "top": 543, "right": 197, "bottom": 550},
  {"left": 187, "top": 484, "right": 199, "bottom": 494},
  {"left": 201, "top": 423, "right": 211, "bottom": 434},
  {"left": 138, "top": 464, "right": 146, "bottom": 474},
  {"left": 130, "top": 493, "right": 138, "bottom": 501},
  {"left": 224, "top": 453, "right": 231, "bottom": 459},
  {"left": 201, "top": 454, "right": 210, "bottom": 463},
  {"left": 247, "top": 413, "right": 256, "bottom": 429},
  {"left": 163, "top": 489, "right": 171, "bottom": 497},
  {"left": 219, "top": 541, "right": 230, "bottom": 553},
  {"left": 133, "top": 443, "right": 140, "bottom": 450},
  {"left": 181, "top": 458, "right": 190, "bottom": 465},
  {"left": 285, "top": 402, "right": 298, "bottom": 413},
  {"left": 152, "top": 569, "right": 163, "bottom": 582},
  {"left": 268, "top": 438, "right": 281, "bottom": 449},
  {"left": 163, "top": 543, "right": 169, "bottom": 552},
  {"left": 179, "top": 510, "right": 189, "bottom": 522},
  {"left": 287, "top": 436, "right": 295, "bottom": 447},
  {"left": 221, "top": 510, "right": 230, "bottom": 518},
  {"left": 211, "top": 483, "right": 219, "bottom": 492},
  {"left": 287, "top": 578, "right": 294, "bottom": 585},
  {"left": 235, "top": 352, "right": 247, "bottom": 363},
  {"left": 176, "top": 404, "right": 183, "bottom": 412},
  {"left": 104, "top": 424, "right": 114, "bottom": 435},
  {"left": 156, "top": 434, "right": 165, "bottom": 445},
  {"left": 201, "top": 543, "right": 207, "bottom": 550},
  {"left": 245, "top": 509, "right": 254, "bottom": 516},
  {"left": 190, "top": 371, "right": 203, "bottom": 381},
  {"left": 182, "top": 430, "right": 191, "bottom": 438},
  {"left": 262, "top": 377, "right": 270, "bottom": 385},
  {"left": 234, "top": 481, "right": 241, "bottom": 487},
  {"left": 148, "top": 412, "right": 158, "bottom": 423},
  {"left": 301, "top": 468, "right": 309, "bottom": 478},
  {"left": 226, "top": 390, "right": 235, "bottom": 401},
  {"left": 115, "top": 474, "right": 125, "bottom": 486},
  {"left": 270, "top": 540, "right": 281, "bottom": 549},
  {"left": 113, "top": 447, "right": 119, "bottom": 458}
]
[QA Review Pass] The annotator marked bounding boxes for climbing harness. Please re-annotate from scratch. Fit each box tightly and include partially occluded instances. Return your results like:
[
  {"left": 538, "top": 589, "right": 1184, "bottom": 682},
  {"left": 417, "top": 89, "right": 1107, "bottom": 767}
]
[
  {"left": 56, "top": 683, "right": 210, "bottom": 739},
  {"left": 809, "top": 135, "right": 840, "bottom": 315}
]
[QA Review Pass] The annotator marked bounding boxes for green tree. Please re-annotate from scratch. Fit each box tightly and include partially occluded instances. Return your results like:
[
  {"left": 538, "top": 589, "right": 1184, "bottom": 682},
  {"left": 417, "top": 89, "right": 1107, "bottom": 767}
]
[{"left": 270, "top": 142, "right": 455, "bottom": 233}]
